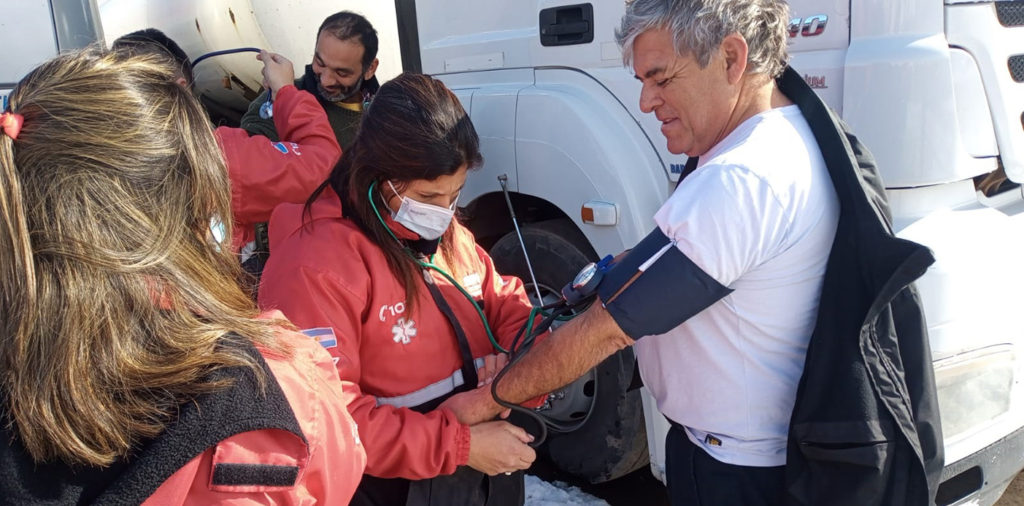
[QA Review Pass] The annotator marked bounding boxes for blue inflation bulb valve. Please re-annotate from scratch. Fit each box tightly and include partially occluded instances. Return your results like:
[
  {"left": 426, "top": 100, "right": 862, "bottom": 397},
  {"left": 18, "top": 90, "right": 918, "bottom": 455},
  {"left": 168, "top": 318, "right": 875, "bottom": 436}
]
[{"left": 259, "top": 97, "right": 273, "bottom": 119}]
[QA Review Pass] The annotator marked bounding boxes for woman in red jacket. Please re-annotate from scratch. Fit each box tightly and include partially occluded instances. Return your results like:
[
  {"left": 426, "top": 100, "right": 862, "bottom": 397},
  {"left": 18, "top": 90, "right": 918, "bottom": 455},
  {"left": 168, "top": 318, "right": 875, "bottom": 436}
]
[
  {"left": 0, "top": 48, "right": 365, "bottom": 504},
  {"left": 258, "top": 73, "right": 543, "bottom": 506},
  {"left": 112, "top": 29, "right": 344, "bottom": 269}
]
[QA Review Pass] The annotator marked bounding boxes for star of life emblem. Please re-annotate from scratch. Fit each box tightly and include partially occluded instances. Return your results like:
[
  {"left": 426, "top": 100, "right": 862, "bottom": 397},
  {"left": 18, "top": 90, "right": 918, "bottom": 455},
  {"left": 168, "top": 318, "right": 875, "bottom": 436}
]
[{"left": 392, "top": 317, "right": 417, "bottom": 345}]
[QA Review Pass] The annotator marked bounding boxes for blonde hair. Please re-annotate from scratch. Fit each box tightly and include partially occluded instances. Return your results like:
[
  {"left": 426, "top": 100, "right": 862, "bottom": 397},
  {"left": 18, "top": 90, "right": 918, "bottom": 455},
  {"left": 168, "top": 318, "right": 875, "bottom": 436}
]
[{"left": 0, "top": 47, "right": 282, "bottom": 466}]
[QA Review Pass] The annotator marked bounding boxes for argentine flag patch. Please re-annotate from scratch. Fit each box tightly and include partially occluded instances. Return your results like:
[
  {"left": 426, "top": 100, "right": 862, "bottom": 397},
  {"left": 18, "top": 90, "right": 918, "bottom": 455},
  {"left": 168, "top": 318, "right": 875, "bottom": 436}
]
[
  {"left": 301, "top": 327, "right": 338, "bottom": 349},
  {"left": 301, "top": 327, "right": 340, "bottom": 366}
]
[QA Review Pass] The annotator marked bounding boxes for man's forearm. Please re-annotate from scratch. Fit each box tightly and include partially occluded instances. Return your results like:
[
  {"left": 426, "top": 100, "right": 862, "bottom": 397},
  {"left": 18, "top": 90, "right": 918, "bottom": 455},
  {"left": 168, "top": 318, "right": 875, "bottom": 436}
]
[{"left": 496, "top": 303, "right": 634, "bottom": 404}]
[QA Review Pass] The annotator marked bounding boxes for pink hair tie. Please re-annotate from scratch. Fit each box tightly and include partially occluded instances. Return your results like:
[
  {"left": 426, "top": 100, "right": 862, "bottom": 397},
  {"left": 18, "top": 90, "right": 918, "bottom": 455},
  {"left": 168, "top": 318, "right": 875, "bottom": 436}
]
[{"left": 1, "top": 112, "right": 24, "bottom": 140}]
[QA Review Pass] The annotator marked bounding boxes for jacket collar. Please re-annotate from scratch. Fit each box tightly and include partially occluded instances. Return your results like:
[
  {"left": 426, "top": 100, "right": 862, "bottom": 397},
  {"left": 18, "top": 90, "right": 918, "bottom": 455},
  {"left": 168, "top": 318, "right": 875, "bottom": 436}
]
[
  {"left": 298, "top": 64, "right": 380, "bottom": 106},
  {"left": 777, "top": 65, "right": 933, "bottom": 292},
  {"left": 0, "top": 338, "right": 303, "bottom": 505}
]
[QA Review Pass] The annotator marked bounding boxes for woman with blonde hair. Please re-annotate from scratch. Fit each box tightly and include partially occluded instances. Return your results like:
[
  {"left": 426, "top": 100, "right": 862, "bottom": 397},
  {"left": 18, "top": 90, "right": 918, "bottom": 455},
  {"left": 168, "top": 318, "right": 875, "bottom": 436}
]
[{"left": 0, "top": 48, "right": 365, "bottom": 504}]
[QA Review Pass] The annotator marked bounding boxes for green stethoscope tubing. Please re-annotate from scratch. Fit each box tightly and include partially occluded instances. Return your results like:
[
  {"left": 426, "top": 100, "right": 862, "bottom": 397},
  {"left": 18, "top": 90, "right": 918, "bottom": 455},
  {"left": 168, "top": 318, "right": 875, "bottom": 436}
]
[
  {"left": 369, "top": 181, "right": 594, "bottom": 447},
  {"left": 368, "top": 181, "right": 515, "bottom": 354}
]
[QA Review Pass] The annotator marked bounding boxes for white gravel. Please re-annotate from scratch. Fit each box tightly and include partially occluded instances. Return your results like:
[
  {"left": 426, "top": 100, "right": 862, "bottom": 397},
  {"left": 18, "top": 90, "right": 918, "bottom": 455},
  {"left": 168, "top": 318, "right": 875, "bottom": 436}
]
[{"left": 525, "top": 474, "right": 609, "bottom": 506}]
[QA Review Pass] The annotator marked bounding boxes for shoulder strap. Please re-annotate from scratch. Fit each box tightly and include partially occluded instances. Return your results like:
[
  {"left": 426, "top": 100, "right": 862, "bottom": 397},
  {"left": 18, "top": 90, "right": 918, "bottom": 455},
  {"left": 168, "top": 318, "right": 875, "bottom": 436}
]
[{"left": 421, "top": 269, "right": 480, "bottom": 393}]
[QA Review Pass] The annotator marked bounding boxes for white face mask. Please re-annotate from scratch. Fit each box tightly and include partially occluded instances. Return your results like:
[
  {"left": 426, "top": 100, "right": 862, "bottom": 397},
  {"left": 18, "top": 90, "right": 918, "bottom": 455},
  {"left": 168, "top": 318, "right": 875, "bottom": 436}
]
[{"left": 386, "top": 181, "right": 457, "bottom": 240}]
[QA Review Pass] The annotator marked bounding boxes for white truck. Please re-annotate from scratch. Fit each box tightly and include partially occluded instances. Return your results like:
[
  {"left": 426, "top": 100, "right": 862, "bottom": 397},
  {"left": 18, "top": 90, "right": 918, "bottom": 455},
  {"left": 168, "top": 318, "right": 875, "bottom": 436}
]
[
  {"left": 5, "top": 0, "right": 1022, "bottom": 504},
  {"left": 0, "top": 1, "right": 103, "bottom": 109},
  {"left": 408, "top": 4, "right": 1024, "bottom": 506}
]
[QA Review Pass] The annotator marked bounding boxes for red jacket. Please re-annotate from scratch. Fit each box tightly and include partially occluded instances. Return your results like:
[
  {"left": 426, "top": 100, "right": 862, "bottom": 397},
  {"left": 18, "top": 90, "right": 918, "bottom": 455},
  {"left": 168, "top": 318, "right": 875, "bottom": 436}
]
[
  {"left": 258, "top": 192, "right": 541, "bottom": 480},
  {"left": 144, "top": 311, "right": 367, "bottom": 505},
  {"left": 0, "top": 312, "right": 365, "bottom": 505},
  {"left": 215, "top": 85, "right": 341, "bottom": 253}
]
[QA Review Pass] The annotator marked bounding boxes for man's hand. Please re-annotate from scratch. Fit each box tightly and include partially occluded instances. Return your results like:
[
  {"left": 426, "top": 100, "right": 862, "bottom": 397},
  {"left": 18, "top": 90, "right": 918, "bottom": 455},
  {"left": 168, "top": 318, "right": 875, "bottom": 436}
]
[
  {"left": 257, "top": 50, "right": 295, "bottom": 100},
  {"left": 466, "top": 421, "right": 536, "bottom": 476},
  {"left": 440, "top": 384, "right": 504, "bottom": 426}
]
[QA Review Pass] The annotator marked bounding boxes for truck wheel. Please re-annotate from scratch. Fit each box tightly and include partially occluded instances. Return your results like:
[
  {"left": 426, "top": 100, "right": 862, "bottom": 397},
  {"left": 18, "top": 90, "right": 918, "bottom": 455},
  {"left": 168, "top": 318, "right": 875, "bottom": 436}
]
[{"left": 489, "top": 220, "right": 649, "bottom": 483}]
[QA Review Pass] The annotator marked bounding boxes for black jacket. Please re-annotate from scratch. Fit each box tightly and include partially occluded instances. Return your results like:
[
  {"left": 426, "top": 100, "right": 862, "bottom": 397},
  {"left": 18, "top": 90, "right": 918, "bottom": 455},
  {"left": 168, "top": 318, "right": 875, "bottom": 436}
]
[
  {"left": 780, "top": 66, "right": 944, "bottom": 505},
  {"left": 0, "top": 340, "right": 305, "bottom": 505}
]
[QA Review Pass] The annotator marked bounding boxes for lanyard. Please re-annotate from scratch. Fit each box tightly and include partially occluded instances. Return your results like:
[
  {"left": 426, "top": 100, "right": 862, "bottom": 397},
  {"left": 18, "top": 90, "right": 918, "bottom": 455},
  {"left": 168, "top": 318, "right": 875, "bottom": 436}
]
[
  {"left": 420, "top": 266, "right": 479, "bottom": 391},
  {"left": 367, "top": 180, "right": 508, "bottom": 353}
]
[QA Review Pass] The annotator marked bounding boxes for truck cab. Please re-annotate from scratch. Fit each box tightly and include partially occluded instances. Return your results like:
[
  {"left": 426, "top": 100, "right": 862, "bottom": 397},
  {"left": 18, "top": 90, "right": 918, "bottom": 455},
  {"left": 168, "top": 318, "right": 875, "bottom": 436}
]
[
  {"left": 409, "top": 1, "right": 1024, "bottom": 504},
  {"left": 89, "top": 1, "right": 1024, "bottom": 504}
]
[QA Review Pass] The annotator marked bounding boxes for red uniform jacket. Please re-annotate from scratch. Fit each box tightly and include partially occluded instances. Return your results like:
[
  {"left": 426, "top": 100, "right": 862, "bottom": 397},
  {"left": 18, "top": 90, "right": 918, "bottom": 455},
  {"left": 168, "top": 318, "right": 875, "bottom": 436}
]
[
  {"left": 258, "top": 191, "right": 542, "bottom": 480},
  {"left": 0, "top": 312, "right": 366, "bottom": 505},
  {"left": 215, "top": 85, "right": 341, "bottom": 253},
  {"left": 144, "top": 311, "right": 367, "bottom": 505}
]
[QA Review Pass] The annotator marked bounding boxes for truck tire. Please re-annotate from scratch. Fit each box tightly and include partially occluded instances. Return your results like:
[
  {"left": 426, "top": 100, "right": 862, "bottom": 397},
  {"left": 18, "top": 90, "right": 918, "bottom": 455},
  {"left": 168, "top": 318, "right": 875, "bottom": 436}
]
[{"left": 489, "top": 220, "right": 649, "bottom": 483}]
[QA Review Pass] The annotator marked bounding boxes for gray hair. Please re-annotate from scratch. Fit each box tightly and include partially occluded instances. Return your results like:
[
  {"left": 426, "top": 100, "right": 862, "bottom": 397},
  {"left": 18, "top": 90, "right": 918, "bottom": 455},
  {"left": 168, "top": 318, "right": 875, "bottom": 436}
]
[{"left": 616, "top": 0, "right": 790, "bottom": 79}]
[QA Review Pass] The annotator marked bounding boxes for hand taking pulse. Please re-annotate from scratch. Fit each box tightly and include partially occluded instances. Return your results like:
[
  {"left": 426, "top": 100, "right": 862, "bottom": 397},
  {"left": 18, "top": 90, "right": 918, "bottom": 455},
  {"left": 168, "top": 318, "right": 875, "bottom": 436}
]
[
  {"left": 467, "top": 421, "right": 536, "bottom": 476},
  {"left": 257, "top": 50, "right": 295, "bottom": 100}
]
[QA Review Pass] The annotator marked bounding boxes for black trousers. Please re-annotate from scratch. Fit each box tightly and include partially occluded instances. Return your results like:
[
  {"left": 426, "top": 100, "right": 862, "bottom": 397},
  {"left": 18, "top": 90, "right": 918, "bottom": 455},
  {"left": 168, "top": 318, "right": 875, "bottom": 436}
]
[
  {"left": 351, "top": 468, "right": 524, "bottom": 506},
  {"left": 665, "top": 424, "right": 786, "bottom": 506}
]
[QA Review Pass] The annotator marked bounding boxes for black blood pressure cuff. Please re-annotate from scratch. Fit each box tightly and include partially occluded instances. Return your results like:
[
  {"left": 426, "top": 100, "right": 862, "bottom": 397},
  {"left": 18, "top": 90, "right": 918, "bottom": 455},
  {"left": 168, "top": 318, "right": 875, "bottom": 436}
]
[{"left": 598, "top": 228, "right": 733, "bottom": 340}]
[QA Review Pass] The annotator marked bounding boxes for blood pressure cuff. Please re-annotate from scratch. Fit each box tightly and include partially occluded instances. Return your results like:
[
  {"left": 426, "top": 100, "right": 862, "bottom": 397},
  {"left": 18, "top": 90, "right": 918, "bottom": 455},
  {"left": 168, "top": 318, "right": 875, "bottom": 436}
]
[{"left": 598, "top": 228, "right": 732, "bottom": 340}]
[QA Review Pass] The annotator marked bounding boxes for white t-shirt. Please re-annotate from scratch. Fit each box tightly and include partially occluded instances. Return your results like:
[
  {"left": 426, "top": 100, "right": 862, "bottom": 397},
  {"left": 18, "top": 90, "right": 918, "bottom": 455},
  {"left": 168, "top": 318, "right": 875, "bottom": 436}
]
[{"left": 634, "top": 105, "right": 839, "bottom": 467}]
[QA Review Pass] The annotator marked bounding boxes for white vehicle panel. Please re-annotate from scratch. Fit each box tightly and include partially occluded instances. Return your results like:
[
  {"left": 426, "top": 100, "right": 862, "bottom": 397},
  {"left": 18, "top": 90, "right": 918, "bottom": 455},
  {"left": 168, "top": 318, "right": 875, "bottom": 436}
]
[
  {"left": 417, "top": 0, "right": 536, "bottom": 74},
  {"left": 1, "top": 1, "right": 58, "bottom": 87},
  {"left": 843, "top": 33, "right": 996, "bottom": 187},
  {"left": 946, "top": 2, "right": 1024, "bottom": 183},
  {"left": 788, "top": 50, "right": 847, "bottom": 115},
  {"left": 898, "top": 204, "right": 1024, "bottom": 465},
  {"left": 438, "top": 68, "right": 536, "bottom": 201},
  {"left": 516, "top": 68, "right": 668, "bottom": 255},
  {"left": 949, "top": 48, "right": 999, "bottom": 159}
]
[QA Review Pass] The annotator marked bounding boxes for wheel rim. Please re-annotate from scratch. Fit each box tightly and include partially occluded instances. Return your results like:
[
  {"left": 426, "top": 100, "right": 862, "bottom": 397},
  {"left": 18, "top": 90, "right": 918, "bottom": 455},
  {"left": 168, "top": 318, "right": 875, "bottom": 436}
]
[{"left": 526, "top": 282, "right": 597, "bottom": 431}]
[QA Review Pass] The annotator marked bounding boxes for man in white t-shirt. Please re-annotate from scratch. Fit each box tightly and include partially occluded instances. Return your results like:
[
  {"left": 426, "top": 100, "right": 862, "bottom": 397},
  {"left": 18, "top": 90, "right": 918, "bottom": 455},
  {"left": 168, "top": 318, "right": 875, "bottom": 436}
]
[{"left": 442, "top": 1, "right": 839, "bottom": 503}]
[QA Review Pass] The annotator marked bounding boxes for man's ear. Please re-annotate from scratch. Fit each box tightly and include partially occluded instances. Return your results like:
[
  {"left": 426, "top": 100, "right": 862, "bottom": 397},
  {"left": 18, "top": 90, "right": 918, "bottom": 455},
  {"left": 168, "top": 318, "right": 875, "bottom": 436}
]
[
  {"left": 720, "top": 33, "right": 749, "bottom": 85},
  {"left": 364, "top": 58, "right": 380, "bottom": 80}
]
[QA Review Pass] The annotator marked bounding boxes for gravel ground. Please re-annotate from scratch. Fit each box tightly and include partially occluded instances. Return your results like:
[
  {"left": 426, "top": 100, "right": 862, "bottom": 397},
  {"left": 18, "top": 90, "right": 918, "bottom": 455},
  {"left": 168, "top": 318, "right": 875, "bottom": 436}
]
[{"left": 995, "top": 472, "right": 1024, "bottom": 505}]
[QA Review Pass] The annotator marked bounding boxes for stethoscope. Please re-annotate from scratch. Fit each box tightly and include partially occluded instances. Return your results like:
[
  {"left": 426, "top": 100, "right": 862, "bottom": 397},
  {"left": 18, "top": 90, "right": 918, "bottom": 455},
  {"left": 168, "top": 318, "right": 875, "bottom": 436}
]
[
  {"left": 368, "top": 181, "right": 614, "bottom": 447},
  {"left": 191, "top": 47, "right": 274, "bottom": 119}
]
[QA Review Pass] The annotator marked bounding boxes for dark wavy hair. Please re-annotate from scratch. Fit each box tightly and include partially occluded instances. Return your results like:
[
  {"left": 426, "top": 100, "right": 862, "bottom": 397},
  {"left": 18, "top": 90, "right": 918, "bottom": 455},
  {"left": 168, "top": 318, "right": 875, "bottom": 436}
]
[
  {"left": 317, "top": 11, "right": 379, "bottom": 68},
  {"left": 111, "top": 28, "right": 194, "bottom": 84},
  {"left": 306, "top": 72, "right": 482, "bottom": 306}
]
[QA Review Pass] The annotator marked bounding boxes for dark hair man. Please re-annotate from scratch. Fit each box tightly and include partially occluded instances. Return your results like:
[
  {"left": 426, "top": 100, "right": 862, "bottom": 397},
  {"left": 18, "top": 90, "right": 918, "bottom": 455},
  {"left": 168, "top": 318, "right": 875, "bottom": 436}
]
[
  {"left": 111, "top": 27, "right": 194, "bottom": 86},
  {"left": 240, "top": 11, "right": 380, "bottom": 150},
  {"left": 439, "top": 1, "right": 942, "bottom": 505}
]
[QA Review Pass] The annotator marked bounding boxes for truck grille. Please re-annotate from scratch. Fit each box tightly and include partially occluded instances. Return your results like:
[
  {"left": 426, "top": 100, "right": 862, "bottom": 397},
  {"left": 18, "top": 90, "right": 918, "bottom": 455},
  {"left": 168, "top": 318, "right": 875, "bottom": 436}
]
[
  {"left": 1011, "top": 55, "right": 1024, "bottom": 82},
  {"left": 997, "top": 2, "right": 1024, "bottom": 27}
]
